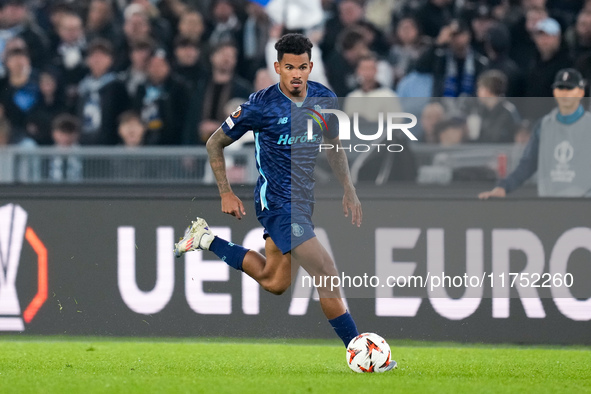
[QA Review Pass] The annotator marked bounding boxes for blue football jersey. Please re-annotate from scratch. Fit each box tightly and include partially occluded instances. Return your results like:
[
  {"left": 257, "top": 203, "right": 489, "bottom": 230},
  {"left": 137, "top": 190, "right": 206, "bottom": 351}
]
[{"left": 221, "top": 81, "right": 339, "bottom": 211}]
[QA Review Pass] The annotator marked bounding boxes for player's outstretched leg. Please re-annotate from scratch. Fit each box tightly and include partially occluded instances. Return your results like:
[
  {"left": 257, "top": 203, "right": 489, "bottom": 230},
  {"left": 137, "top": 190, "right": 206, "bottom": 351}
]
[
  {"left": 174, "top": 217, "right": 289, "bottom": 292},
  {"left": 292, "top": 237, "right": 359, "bottom": 347},
  {"left": 174, "top": 217, "right": 250, "bottom": 271}
]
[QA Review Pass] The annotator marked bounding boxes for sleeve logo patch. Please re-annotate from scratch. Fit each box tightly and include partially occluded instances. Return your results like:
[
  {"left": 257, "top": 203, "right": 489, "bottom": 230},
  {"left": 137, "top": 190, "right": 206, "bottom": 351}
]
[
  {"left": 225, "top": 116, "right": 235, "bottom": 129},
  {"left": 231, "top": 106, "right": 242, "bottom": 118}
]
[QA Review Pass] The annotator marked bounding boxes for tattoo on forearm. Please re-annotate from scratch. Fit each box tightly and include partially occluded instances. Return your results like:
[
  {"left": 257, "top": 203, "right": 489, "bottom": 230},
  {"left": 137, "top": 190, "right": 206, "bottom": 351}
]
[
  {"left": 210, "top": 152, "right": 231, "bottom": 193},
  {"left": 326, "top": 141, "right": 354, "bottom": 190},
  {"left": 206, "top": 129, "right": 235, "bottom": 194}
]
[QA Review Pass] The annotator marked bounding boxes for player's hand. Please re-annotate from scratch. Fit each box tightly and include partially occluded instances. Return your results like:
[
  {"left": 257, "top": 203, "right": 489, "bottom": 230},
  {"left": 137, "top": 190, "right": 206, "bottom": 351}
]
[
  {"left": 221, "top": 192, "right": 246, "bottom": 219},
  {"left": 478, "top": 187, "right": 506, "bottom": 200},
  {"left": 343, "top": 188, "right": 362, "bottom": 227}
]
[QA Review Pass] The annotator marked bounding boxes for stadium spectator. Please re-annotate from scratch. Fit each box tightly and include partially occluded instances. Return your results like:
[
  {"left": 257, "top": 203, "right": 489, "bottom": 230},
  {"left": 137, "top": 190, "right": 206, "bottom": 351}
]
[
  {"left": 389, "top": 16, "right": 427, "bottom": 85},
  {"left": 0, "top": 112, "right": 34, "bottom": 147},
  {"left": 50, "top": 10, "right": 87, "bottom": 109},
  {"left": 320, "top": 0, "right": 366, "bottom": 61},
  {"left": 51, "top": 113, "right": 81, "bottom": 149},
  {"left": 129, "top": 0, "right": 173, "bottom": 50},
  {"left": 343, "top": 54, "right": 401, "bottom": 122},
  {"left": 0, "top": 45, "right": 40, "bottom": 137},
  {"left": 48, "top": 113, "right": 82, "bottom": 182},
  {"left": 509, "top": 5, "right": 548, "bottom": 70},
  {"left": 183, "top": 41, "right": 251, "bottom": 145},
  {"left": 419, "top": 102, "right": 445, "bottom": 143},
  {"left": 172, "top": 36, "right": 204, "bottom": 89},
  {"left": 133, "top": 48, "right": 189, "bottom": 145},
  {"left": 116, "top": 4, "right": 158, "bottom": 71},
  {"left": 154, "top": 0, "right": 191, "bottom": 30},
  {"left": 323, "top": 0, "right": 388, "bottom": 59},
  {"left": 0, "top": 0, "right": 584, "bottom": 160},
  {"left": 490, "top": 0, "right": 511, "bottom": 22},
  {"left": 467, "top": 4, "right": 497, "bottom": 56},
  {"left": 355, "top": 19, "right": 390, "bottom": 57},
  {"left": 365, "top": 0, "right": 402, "bottom": 31},
  {"left": 77, "top": 39, "right": 129, "bottom": 145},
  {"left": 325, "top": 27, "right": 367, "bottom": 96},
  {"left": 547, "top": 0, "right": 585, "bottom": 27},
  {"left": 44, "top": 2, "right": 74, "bottom": 54},
  {"left": 112, "top": 110, "right": 153, "bottom": 179},
  {"left": 117, "top": 110, "right": 146, "bottom": 147},
  {"left": 176, "top": 8, "right": 206, "bottom": 46},
  {"left": 239, "top": 1, "right": 270, "bottom": 82},
  {"left": 26, "top": 66, "right": 67, "bottom": 146},
  {"left": 396, "top": 54, "right": 434, "bottom": 124},
  {"left": 206, "top": 0, "right": 243, "bottom": 52},
  {"left": 419, "top": 19, "right": 488, "bottom": 97},
  {"left": 415, "top": 0, "right": 454, "bottom": 38},
  {"left": 343, "top": 55, "right": 416, "bottom": 185},
  {"left": 0, "top": 112, "right": 38, "bottom": 180},
  {"left": 575, "top": 51, "right": 591, "bottom": 97},
  {"left": 264, "top": 0, "right": 325, "bottom": 32},
  {"left": 325, "top": 27, "right": 392, "bottom": 97},
  {"left": 471, "top": 70, "right": 520, "bottom": 143},
  {"left": 0, "top": 0, "right": 48, "bottom": 75},
  {"left": 483, "top": 23, "right": 525, "bottom": 97},
  {"left": 436, "top": 116, "right": 468, "bottom": 146},
  {"left": 479, "top": 68, "right": 591, "bottom": 198},
  {"left": 565, "top": 8, "right": 591, "bottom": 62},
  {"left": 123, "top": 5, "right": 153, "bottom": 46},
  {"left": 119, "top": 39, "right": 154, "bottom": 97},
  {"left": 253, "top": 68, "right": 274, "bottom": 91},
  {"left": 85, "top": 0, "right": 123, "bottom": 49},
  {"left": 523, "top": 18, "right": 573, "bottom": 119}
]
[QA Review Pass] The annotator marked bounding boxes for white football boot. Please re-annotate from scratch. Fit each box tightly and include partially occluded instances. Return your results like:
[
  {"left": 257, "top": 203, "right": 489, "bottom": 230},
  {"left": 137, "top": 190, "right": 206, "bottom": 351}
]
[{"left": 174, "top": 217, "right": 215, "bottom": 257}]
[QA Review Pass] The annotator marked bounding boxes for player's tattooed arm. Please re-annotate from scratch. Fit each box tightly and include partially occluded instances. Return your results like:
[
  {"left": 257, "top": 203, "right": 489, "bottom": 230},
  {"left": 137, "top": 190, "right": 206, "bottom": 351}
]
[
  {"left": 324, "top": 136, "right": 363, "bottom": 227},
  {"left": 206, "top": 128, "right": 235, "bottom": 194},
  {"left": 324, "top": 136, "right": 355, "bottom": 190},
  {"left": 206, "top": 128, "right": 247, "bottom": 219}
]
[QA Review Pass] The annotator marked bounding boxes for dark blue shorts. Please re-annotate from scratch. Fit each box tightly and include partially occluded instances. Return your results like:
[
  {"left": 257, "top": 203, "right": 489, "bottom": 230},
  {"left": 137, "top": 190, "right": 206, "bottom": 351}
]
[{"left": 256, "top": 202, "right": 316, "bottom": 254}]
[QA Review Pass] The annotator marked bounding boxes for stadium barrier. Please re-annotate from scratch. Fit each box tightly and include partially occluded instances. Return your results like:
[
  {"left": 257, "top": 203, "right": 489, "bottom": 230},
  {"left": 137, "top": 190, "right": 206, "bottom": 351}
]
[
  {"left": 0, "top": 143, "right": 525, "bottom": 185},
  {"left": 0, "top": 187, "right": 588, "bottom": 344},
  {"left": 0, "top": 146, "right": 259, "bottom": 184}
]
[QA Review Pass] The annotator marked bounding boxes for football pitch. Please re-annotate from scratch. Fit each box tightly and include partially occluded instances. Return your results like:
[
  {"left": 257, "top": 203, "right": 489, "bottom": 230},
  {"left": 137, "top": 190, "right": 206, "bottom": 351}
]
[{"left": 0, "top": 337, "right": 589, "bottom": 394}]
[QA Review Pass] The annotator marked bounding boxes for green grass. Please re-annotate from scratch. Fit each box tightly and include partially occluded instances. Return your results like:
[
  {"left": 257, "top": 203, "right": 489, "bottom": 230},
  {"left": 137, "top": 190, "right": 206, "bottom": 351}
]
[{"left": 0, "top": 337, "right": 589, "bottom": 394}]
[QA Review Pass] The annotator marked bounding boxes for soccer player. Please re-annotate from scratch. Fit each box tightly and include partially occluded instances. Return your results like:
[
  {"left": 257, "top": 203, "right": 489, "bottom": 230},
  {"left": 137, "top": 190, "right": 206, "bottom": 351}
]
[{"left": 174, "top": 34, "right": 383, "bottom": 356}]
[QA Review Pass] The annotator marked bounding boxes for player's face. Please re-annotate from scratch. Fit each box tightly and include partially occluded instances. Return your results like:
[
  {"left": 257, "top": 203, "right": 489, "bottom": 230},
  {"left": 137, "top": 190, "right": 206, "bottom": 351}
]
[{"left": 274, "top": 53, "right": 313, "bottom": 99}]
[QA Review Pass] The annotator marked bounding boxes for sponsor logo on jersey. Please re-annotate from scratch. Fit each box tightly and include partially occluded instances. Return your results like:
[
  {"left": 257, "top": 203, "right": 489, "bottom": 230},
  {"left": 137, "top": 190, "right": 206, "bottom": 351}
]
[{"left": 276, "top": 133, "right": 321, "bottom": 145}]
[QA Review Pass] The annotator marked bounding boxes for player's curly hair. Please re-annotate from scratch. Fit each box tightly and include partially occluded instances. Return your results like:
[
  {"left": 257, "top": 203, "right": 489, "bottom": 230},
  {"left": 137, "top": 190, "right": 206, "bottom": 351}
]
[{"left": 275, "top": 33, "right": 313, "bottom": 62}]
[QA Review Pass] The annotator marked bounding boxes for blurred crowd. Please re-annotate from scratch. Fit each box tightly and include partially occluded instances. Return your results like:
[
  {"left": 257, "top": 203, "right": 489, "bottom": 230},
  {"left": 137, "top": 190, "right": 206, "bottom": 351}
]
[{"left": 0, "top": 0, "right": 590, "bottom": 152}]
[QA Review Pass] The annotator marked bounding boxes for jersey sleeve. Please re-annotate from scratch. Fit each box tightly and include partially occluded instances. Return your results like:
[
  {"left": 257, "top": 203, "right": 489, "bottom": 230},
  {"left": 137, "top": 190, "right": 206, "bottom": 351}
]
[{"left": 221, "top": 92, "right": 261, "bottom": 140}]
